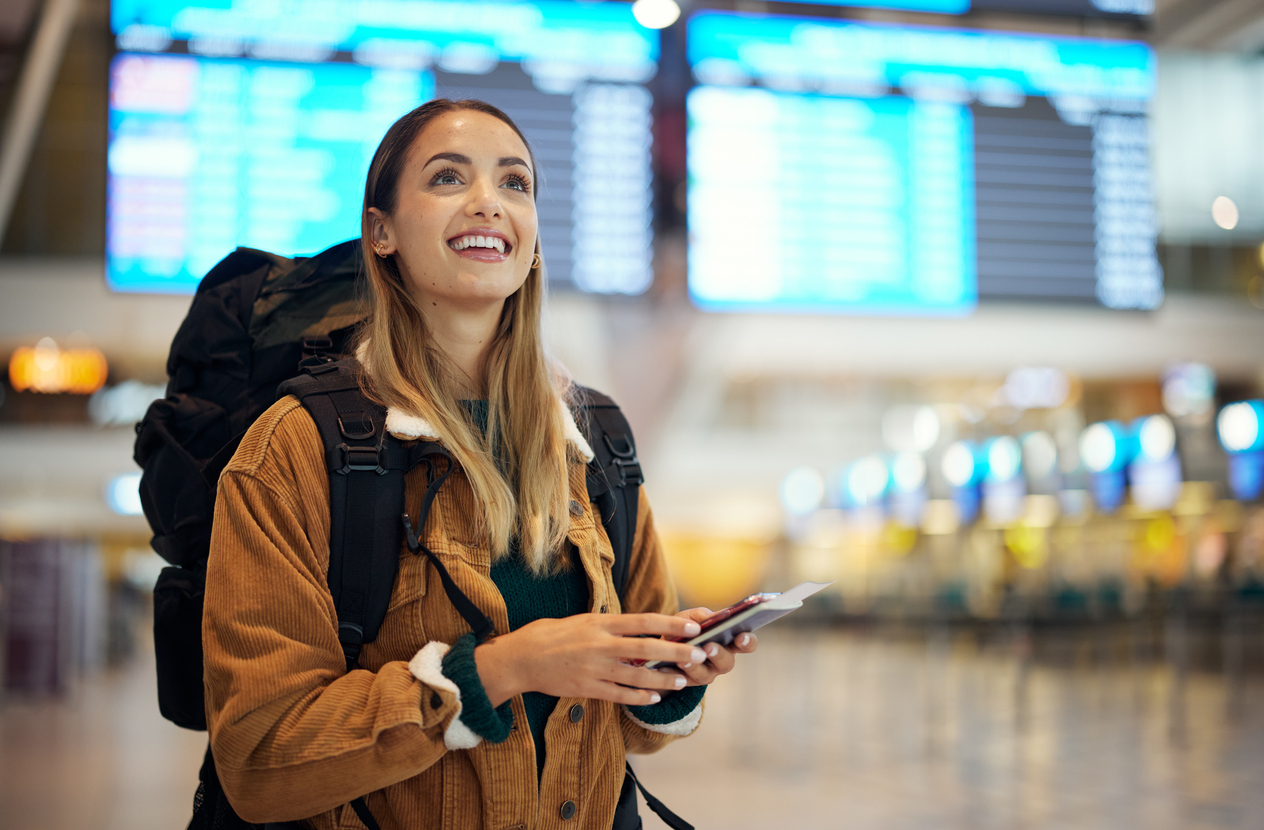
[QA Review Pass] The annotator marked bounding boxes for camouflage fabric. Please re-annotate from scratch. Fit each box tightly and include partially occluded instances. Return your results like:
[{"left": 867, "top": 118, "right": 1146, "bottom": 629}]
[
  {"left": 136, "top": 238, "right": 366, "bottom": 572},
  {"left": 249, "top": 242, "right": 369, "bottom": 351}
]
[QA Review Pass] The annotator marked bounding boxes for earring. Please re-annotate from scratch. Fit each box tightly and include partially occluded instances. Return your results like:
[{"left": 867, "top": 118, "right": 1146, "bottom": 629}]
[
  {"left": 375, "top": 245, "right": 388, "bottom": 258},
  {"left": 531, "top": 253, "right": 542, "bottom": 270}
]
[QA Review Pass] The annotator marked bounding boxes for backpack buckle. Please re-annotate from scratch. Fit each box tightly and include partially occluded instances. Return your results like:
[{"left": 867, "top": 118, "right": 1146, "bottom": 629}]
[
  {"left": 603, "top": 433, "right": 636, "bottom": 460},
  {"left": 338, "top": 621, "right": 364, "bottom": 669},
  {"left": 331, "top": 443, "right": 386, "bottom": 475},
  {"left": 610, "top": 457, "right": 644, "bottom": 487},
  {"left": 602, "top": 433, "right": 643, "bottom": 487},
  {"left": 338, "top": 412, "right": 375, "bottom": 440},
  {"left": 299, "top": 336, "right": 337, "bottom": 371}
]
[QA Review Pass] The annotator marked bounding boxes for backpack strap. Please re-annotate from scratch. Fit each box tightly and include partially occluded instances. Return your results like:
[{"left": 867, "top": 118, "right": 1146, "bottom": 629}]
[
  {"left": 278, "top": 359, "right": 497, "bottom": 657},
  {"left": 277, "top": 360, "right": 416, "bottom": 672},
  {"left": 577, "top": 387, "right": 644, "bottom": 601},
  {"left": 277, "top": 359, "right": 488, "bottom": 830},
  {"left": 401, "top": 511, "right": 496, "bottom": 643},
  {"left": 625, "top": 761, "right": 694, "bottom": 830},
  {"left": 576, "top": 392, "right": 693, "bottom": 830}
]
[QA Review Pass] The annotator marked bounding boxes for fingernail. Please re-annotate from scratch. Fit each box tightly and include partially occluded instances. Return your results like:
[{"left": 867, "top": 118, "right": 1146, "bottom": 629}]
[
  {"left": 684, "top": 622, "right": 701, "bottom": 636},
  {"left": 674, "top": 675, "right": 687, "bottom": 688},
  {"left": 705, "top": 644, "right": 719, "bottom": 657},
  {"left": 649, "top": 693, "right": 661, "bottom": 704},
  {"left": 680, "top": 662, "right": 692, "bottom": 669},
  {"left": 739, "top": 634, "right": 750, "bottom": 647},
  {"left": 691, "top": 648, "right": 707, "bottom": 663}
]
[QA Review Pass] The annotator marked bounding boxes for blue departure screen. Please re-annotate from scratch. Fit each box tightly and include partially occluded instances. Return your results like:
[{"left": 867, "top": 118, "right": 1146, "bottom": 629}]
[
  {"left": 107, "top": 1, "right": 657, "bottom": 295},
  {"left": 109, "top": 56, "right": 430, "bottom": 292},
  {"left": 689, "top": 90, "right": 975, "bottom": 314},
  {"left": 790, "top": 0, "right": 970, "bottom": 11},
  {"left": 687, "top": 12, "right": 1161, "bottom": 313}
]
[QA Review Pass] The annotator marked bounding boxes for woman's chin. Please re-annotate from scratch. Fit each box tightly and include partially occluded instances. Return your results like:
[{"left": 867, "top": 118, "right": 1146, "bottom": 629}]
[
  {"left": 417, "top": 282, "right": 526, "bottom": 312},
  {"left": 454, "top": 269, "right": 530, "bottom": 298}
]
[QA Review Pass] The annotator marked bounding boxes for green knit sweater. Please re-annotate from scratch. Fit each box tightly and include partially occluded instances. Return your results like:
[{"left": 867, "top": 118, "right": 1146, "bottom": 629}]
[{"left": 438, "top": 401, "right": 705, "bottom": 778}]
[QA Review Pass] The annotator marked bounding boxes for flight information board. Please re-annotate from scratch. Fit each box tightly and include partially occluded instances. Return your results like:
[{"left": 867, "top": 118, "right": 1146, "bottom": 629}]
[
  {"left": 793, "top": 0, "right": 970, "bottom": 11},
  {"left": 107, "top": 0, "right": 657, "bottom": 295},
  {"left": 686, "top": 12, "right": 1161, "bottom": 314},
  {"left": 789, "top": 0, "right": 1153, "bottom": 17}
]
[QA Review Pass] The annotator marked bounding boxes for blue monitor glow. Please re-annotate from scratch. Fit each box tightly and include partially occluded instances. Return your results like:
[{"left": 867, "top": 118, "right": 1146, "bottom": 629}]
[
  {"left": 107, "top": 0, "right": 658, "bottom": 295},
  {"left": 686, "top": 12, "right": 1161, "bottom": 314},
  {"left": 790, "top": 0, "right": 969, "bottom": 11},
  {"left": 786, "top": 0, "right": 1153, "bottom": 15}
]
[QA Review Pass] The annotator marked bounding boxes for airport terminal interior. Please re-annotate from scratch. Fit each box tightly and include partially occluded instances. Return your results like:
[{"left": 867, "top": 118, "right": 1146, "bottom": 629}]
[{"left": 3, "top": 0, "right": 1264, "bottom": 827}]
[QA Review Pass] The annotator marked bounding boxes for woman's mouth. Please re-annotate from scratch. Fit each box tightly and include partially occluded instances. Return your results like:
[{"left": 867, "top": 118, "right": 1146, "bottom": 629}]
[{"left": 448, "top": 232, "right": 511, "bottom": 262}]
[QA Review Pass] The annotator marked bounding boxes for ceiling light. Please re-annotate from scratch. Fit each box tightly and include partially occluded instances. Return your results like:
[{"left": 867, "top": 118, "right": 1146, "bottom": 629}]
[
  {"left": 632, "top": 0, "right": 680, "bottom": 29},
  {"left": 1212, "top": 196, "right": 1239, "bottom": 231}
]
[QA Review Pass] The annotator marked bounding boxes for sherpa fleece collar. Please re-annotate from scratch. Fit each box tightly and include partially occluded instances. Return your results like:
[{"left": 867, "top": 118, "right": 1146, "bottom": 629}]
[
  {"left": 356, "top": 340, "right": 595, "bottom": 462},
  {"left": 384, "top": 400, "right": 595, "bottom": 463}
]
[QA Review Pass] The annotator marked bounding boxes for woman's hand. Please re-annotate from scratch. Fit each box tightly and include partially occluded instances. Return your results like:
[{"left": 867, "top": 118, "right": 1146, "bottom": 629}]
[
  {"left": 672, "top": 607, "right": 759, "bottom": 687},
  {"left": 474, "top": 613, "right": 709, "bottom": 707}
]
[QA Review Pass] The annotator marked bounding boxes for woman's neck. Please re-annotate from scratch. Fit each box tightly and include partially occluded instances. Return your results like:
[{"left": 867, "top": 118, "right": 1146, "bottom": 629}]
[{"left": 421, "top": 300, "right": 504, "bottom": 397}]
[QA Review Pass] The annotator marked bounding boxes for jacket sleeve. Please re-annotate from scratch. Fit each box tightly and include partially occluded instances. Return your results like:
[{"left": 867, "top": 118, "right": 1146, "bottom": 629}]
[
  {"left": 615, "top": 487, "right": 706, "bottom": 754},
  {"left": 203, "top": 403, "right": 471, "bottom": 823}
]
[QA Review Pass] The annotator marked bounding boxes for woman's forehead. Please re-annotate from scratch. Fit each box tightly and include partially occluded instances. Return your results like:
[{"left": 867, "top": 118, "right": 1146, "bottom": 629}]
[{"left": 409, "top": 109, "right": 532, "bottom": 168}]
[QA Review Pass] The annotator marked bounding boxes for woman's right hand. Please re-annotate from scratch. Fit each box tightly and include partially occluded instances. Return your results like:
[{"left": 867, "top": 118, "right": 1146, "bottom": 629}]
[{"left": 474, "top": 613, "right": 707, "bottom": 707}]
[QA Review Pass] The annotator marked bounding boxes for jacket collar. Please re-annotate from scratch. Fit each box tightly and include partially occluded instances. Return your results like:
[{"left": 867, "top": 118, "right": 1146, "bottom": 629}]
[
  {"left": 357, "top": 340, "right": 595, "bottom": 462},
  {"left": 384, "top": 401, "right": 595, "bottom": 463}
]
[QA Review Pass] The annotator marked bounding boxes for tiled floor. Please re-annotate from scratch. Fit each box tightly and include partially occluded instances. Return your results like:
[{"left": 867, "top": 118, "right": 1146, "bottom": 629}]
[
  {"left": 636, "top": 624, "right": 1264, "bottom": 830},
  {"left": 4, "top": 624, "right": 1263, "bottom": 829},
  {"left": 0, "top": 637, "right": 206, "bottom": 830}
]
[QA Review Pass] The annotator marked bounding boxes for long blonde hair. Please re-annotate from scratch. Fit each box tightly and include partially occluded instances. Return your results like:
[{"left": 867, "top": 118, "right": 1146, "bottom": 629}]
[{"left": 358, "top": 99, "right": 573, "bottom": 573}]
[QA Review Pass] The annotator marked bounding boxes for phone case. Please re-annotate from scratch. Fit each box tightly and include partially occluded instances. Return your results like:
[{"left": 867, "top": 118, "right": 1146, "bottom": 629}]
[{"left": 638, "top": 581, "right": 832, "bottom": 670}]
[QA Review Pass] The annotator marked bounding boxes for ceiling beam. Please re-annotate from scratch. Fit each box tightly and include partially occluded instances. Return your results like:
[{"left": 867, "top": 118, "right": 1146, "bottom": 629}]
[
  {"left": 1153, "top": 0, "right": 1264, "bottom": 51},
  {"left": 0, "top": 0, "right": 81, "bottom": 242}
]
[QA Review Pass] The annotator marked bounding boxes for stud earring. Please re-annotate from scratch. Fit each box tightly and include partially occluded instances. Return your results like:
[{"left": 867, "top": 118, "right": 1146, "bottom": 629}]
[{"left": 531, "top": 253, "right": 542, "bottom": 270}]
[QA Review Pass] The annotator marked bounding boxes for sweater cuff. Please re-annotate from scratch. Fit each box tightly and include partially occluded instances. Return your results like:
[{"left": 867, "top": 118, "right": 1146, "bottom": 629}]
[
  {"left": 623, "top": 685, "right": 705, "bottom": 735},
  {"left": 439, "top": 633, "right": 514, "bottom": 744}
]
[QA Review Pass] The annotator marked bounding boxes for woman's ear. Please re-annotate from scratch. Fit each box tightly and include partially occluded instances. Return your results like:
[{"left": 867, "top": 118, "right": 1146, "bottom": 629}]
[{"left": 367, "top": 208, "right": 394, "bottom": 254}]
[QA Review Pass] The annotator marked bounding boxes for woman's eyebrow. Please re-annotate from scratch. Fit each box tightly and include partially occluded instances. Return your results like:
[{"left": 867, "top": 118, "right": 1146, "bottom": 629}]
[
  {"left": 424, "top": 151, "right": 471, "bottom": 167},
  {"left": 422, "top": 152, "right": 529, "bottom": 170}
]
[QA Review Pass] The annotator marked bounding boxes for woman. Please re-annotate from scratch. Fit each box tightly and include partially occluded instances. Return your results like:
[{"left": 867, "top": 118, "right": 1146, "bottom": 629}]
[{"left": 203, "top": 99, "right": 756, "bottom": 829}]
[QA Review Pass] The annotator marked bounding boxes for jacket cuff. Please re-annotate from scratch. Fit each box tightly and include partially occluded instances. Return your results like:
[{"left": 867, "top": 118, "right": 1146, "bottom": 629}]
[
  {"left": 407, "top": 640, "right": 497, "bottom": 750},
  {"left": 438, "top": 633, "right": 514, "bottom": 744},
  {"left": 623, "top": 685, "right": 705, "bottom": 735}
]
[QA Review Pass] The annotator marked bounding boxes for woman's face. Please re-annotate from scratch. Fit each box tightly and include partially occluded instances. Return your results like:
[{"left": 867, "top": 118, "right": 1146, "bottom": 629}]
[{"left": 371, "top": 109, "right": 538, "bottom": 315}]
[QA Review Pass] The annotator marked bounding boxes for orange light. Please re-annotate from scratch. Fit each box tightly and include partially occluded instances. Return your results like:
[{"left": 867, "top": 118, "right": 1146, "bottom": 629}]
[{"left": 9, "top": 342, "right": 109, "bottom": 394}]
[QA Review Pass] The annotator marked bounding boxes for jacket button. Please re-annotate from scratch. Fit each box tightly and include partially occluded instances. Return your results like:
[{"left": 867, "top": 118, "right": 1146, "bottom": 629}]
[
  {"left": 569, "top": 499, "right": 583, "bottom": 517},
  {"left": 569, "top": 703, "right": 584, "bottom": 723},
  {"left": 430, "top": 692, "right": 442, "bottom": 710},
  {"left": 560, "top": 800, "right": 577, "bottom": 820}
]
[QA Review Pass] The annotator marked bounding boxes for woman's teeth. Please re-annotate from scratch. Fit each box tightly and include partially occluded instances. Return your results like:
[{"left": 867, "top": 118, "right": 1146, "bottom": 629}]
[{"left": 450, "top": 235, "right": 506, "bottom": 254}]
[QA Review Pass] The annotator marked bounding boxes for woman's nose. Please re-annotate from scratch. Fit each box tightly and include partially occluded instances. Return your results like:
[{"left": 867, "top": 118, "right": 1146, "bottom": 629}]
[{"left": 466, "top": 178, "right": 502, "bottom": 219}]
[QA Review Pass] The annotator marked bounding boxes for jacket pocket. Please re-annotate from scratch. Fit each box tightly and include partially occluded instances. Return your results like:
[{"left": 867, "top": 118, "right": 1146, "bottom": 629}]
[{"left": 386, "top": 546, "right": 429, "bottom": 612}]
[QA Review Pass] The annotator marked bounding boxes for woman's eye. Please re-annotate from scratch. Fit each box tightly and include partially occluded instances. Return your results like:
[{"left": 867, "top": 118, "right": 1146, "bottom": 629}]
[
  {"left": 431, "top": 169, "right": 461, "bottom": 186},
  {"left": 503, "top": 176, "right": 531, "bottom": 193}
]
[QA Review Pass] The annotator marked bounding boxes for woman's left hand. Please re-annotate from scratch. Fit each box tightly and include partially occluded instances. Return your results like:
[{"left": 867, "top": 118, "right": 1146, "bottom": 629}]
[{"left": 669, "top": 607, "right": 758, "bottom": 687}]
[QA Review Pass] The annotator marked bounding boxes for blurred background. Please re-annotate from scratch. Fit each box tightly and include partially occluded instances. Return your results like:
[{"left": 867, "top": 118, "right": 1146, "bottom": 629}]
[{"left": 2, "top": 0, "right": 1264, "bottom": 827}]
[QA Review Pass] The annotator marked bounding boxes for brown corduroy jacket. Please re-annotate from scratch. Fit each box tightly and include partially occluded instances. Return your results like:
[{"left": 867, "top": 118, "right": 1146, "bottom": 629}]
[{"left": 203, "top": 394, "right": 699, "bottom": 830}]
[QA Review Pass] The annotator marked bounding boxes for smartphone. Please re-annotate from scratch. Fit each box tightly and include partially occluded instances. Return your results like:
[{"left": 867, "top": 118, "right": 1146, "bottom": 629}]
[
  {"left": 670, "top": 593, "right": 779, "bottom": 641},
  {"left": 631, "top": 581, "right": 833, "bottom": 670}
]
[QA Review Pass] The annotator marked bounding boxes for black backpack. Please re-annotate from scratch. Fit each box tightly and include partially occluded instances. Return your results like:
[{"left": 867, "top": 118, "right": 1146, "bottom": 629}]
[{"left": 134, "top": 239, "right": 687, "bottom": 830}]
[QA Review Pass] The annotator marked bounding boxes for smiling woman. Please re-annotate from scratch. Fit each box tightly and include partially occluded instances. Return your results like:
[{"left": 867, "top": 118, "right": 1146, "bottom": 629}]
[
  {"left": 360, "top": 101, "right": 559, "bottom": 568},
  {"left": 199, "top": 98, "right": 758, "bottom": 830}
]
